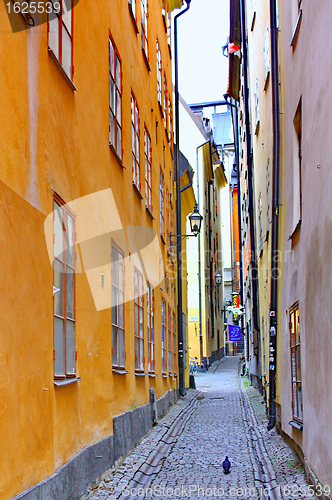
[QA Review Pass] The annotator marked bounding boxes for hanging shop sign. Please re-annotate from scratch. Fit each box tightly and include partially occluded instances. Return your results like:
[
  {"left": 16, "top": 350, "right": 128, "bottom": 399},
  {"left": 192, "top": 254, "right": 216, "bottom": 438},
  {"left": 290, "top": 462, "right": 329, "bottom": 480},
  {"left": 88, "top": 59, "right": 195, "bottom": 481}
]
[{"left": 228, "top": 324, "right": 241, "bottom": 341}]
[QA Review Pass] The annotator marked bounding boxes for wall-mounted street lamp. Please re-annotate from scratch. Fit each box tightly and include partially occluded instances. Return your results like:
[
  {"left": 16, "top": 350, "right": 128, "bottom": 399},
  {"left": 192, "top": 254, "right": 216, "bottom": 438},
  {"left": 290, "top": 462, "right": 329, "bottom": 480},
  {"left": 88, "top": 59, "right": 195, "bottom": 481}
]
[
  {"left": 170, "top": 204, "right": 203, "bottom": 247},
  {"left": 205, "top": 270, "right": 223, "bottom": 290}
]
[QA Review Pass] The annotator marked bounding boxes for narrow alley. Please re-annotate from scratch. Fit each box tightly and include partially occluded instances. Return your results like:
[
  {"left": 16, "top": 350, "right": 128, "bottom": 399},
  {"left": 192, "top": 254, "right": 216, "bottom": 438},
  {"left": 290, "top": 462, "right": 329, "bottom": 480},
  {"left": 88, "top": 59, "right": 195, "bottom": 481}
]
[{"left": 82, "top": 358, "right": 311, "bottom": 500}]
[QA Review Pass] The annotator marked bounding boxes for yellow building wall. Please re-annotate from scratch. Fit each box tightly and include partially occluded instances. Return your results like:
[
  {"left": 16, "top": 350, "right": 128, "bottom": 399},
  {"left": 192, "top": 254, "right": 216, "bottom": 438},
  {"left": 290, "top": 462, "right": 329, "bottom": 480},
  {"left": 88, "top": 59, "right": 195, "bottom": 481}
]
[{"left": 0, "top": 0, "right": 177, "bottom": 498}]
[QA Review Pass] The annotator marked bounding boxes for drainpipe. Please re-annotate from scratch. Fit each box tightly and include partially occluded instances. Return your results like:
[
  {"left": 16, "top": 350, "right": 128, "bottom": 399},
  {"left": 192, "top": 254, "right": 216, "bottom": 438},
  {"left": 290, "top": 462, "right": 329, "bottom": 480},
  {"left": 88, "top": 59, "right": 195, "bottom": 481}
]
[
  {"left": 174, "top": 0, "right": 191, "bottom": 396},
  {"left": 239, "top": 0, "right": 260, "bottom": 338},
  {"left": 208, "top": 177, "right": 214, "bottom": 357},
  {"left": 267, "top": 0, "right": 280, "bottom": 431},
  {"left": 234, "top": 103, "right": 244, "bottom": 352},
  {"left": 196, "top": 148, "right": 203, "bottom": 365}
]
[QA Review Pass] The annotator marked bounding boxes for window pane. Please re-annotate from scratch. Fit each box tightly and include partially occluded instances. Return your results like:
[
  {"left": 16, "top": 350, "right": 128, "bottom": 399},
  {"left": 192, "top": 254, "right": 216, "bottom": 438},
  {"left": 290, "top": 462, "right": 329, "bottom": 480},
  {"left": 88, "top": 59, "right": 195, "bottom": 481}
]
[
  {"left": 119, "top": 298, "right": 124, "bottom": 328},
  {"left": 62, "top": 0, "right": 72, "bottom": 34},
  {"left": 66, "top": 320, "right": 75, "bottom": 374},
  {"left": 135, "top": 304, "right": 138, "bottom": 335},
  {"left": 296, "top": 346, "right": 301, "bottom": 380},
  {"left": 293, "top": 384, "right": 298, "bottom": 417},
  {"left": 116, "top": 90, "right": 121, "bottom": 125},
  {"left": 109, "top": 111, "right": 115, "bottom": 145},
  {"left": 116, "top": 56, "right": 121, "bottom": 88},
  {"left": 135, "top": 336, "right": 139, "bottom": 369},
  {"left": 297, "top": 383, "right": 303, "bottom": 419},
  {"left": 110, "top": 40, "right": 114, "bottom": 77},
  {"left": 140, "top": 338, "right": 144, "bottom": 368},
  {"left": 66, "top": 267, "right": 74, "bottom": 318},
  {"left": 54, "top": 259, "right": 63, "bottom": 317},
  {"left": 112, "top": 325, "right": 118, "bottom": 365},
  {"left": 117, "top": 124, "right": 122, "bottom": 158},
  {"left": 62, "top": 26, "right": 72, "bottom": 77},
  {"left": 119, "top": 329, "right": 125, "bottom": 367},
  {"left": 54, "top": 203, "right": 63, "bottom": 261},
  {"left": 132, "top": 124, "right": 136, "bottom": 153},
  {"left": 54, "top": 316, "right": 65, "bottom": 376},
  {"left": 49, "top": 15, "right": 59, "bottom": 59},
  {"left": 119, "top": 254, "right": 124, "bottom": 290},
  {"left": 140, "top": 311, "right": 143, "bottom": 338},
  {"left": 66, "top": 213, "right": 74, "bottom": 267},
  {"left": 110, "top": 78, "right": 115, "bottom": 112},
  {"left": 112, "top": 286, "right": 118, "bottom": 325},
  {"left": 111, "top": 245, "right": 117, "bottom": 285}
]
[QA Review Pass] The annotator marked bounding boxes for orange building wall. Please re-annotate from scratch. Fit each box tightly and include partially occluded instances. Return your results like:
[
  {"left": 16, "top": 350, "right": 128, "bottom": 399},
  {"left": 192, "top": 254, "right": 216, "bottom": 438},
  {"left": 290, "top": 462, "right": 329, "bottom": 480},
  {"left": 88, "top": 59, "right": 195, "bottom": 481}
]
[{"left": 0, "top": 1, "right": 177, "bottom": 498}]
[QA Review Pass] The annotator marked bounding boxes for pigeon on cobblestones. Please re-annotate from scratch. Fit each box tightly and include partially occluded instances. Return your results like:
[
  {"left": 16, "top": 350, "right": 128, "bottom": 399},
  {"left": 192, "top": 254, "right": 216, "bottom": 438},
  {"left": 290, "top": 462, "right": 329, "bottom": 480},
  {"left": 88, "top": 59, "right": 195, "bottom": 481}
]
[{"left": 222, "top": 456, "right": 231, "bottom": 474}]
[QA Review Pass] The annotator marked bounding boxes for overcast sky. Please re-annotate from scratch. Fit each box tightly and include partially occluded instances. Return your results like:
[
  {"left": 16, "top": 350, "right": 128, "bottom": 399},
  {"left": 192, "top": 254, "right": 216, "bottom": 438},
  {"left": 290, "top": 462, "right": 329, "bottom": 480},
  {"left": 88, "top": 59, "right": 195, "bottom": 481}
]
[{"left": 176, "top": 0, "right": 230, "bottom": 106}]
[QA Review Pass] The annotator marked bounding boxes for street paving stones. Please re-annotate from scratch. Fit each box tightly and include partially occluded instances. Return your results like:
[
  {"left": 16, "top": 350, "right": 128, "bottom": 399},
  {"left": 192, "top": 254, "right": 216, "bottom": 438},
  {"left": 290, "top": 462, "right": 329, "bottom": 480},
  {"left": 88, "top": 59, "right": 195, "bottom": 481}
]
[{"left": 81, "top": 356, "right": 314, "bottom": 500}]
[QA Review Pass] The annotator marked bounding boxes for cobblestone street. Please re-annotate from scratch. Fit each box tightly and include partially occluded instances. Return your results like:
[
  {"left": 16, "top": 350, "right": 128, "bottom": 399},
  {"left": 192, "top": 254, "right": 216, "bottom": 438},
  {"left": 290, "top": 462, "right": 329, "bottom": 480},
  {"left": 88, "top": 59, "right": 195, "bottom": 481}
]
[{"left": 82, "top": 356, "right": 313, "bottom": 500}]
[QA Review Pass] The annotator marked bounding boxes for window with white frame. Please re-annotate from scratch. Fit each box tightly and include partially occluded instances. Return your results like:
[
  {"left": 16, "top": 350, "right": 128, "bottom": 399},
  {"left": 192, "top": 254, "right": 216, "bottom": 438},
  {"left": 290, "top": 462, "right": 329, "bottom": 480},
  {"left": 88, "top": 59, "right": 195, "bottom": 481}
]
[
  {"left": 134, "top": 269, "right": 144, "bottom": 371},
  {"left": 147, "top": 283, "right": 155, "bottom": 372},
  {"left": 160, "top": 168, "right": 165, "bottom": 239},
  {"left": 172, "top": 311, "right": 176, "bottom": 373},
  {"left": 53, "top": 198, "right": 76, "bottom": 378},
  {"left": 162, "top": 300, "right": 167, "bottom": 374},
  {"left": 290, "top": 303, "right": 303, "bottom": 422},
  {"left": 263, "top": 25, "right": 270, "bottom": 86},
  {"left": 131, "top": 93, "right": 140, "bottom": 189},
  {"left": 168, "top": 96, "right": 173, "bottom": 144},
  {"left": 254, "top": 76, "right": 260, "bottom": 133},
  {"left": 163, "top": 73, "right": 168, "bottom": 130},
  {"left": 109, "top": 37, "right": 122, "bottom": 159},
  {"left": 166, "top": 187, "right": 169, "bottom": 246},
  {"left": 112, "top": 243, "right": 125, "bottom": 368},
  {"left": 48, "top": 0, "right": 73, "bottom": 79},
  {"left": 156, "top": 40, "right": 162, "bottom": 106},
  {"left": 144, "top": 127, "right": 152, "bottom": 212},
  {"left": 141, "top": 0, "right": 148, "bottom": 58},
  {"left": 258, "top": 193, "right": 263, "bottom": 253}
]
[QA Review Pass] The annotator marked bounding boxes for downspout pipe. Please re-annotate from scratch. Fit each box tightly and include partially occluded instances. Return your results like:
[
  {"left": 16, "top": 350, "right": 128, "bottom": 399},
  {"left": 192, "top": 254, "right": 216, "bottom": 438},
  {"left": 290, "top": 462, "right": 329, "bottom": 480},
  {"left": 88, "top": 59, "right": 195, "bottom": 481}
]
[
  {"left": 196, "top": 148, "right": 203, "bottom": 366},
  {"left": 229, "top": 99, "right": 244, "bottom": 346},
  {"left": 239, "top": 0, "right": 260, "bottom": 335},
  {"left": 267, "top": 0, "right": 280, "bottom": 431},
  {"left": 208, "top": 177, "right": 215, "bottom": 351},
  {"left": 174, "top": 0, "right": 191, "bottom": 396}
]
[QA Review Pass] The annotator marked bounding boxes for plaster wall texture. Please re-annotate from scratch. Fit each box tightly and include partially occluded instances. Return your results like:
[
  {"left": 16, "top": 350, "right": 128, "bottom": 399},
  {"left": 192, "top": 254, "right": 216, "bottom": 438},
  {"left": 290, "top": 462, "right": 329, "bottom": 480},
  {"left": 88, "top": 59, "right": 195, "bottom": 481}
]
[
  {"left": 0, "top": 0, "right": 178, "bottom": 498},
  {"left": 281, "top": 0, "right": 332, "bottom": 489}
]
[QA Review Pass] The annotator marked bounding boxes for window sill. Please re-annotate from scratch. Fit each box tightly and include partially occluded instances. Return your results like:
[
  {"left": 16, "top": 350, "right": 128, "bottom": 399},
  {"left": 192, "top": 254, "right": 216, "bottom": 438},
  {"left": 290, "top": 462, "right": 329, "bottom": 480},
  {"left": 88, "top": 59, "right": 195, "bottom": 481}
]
[
  {"left": 133, "top": 182, "right": 143, "bottom": 199},
  {"left": 110, "top": 144, "right": 125, "bottom": 168},
  {"left": 158, "top": 101, "right": 164, "bottom": 119},
  {"left": 54, "top": 377, "right": 81, "bottom": 387},
  {"left": 162, "top": 374, "right": 168, "bottom": 378},
  {"left": 289, "top": 420, "right": 303, "bottom": 431},
  {"left": 112, "top": 368, "right": 128, "bottom": 375},
  {"left": 135, "top": 372, "right": 147, "bottom": 377},
  {"left": 142, "top": 48, "right": 151, "bottom": 72},
  {"left": 290, "top": 9, "right": 302, "bottom": 47},
  {"left": 128, "top": 3, "right": 139, "bottom": 34},
  {"left": 148, "top": 372, "right": 157, "bottom": 377},
  {"left": 288, "top": 219, "right": 301, "bottom": 240},
  {"left": 264, "top": 71, "right": 270, "bottom": 91},
  {"left": 146, "top": 206, "right": 154, "bottom": 220},
  {"left": 48, "top": 48, "right": 77, "bottom": 91}
]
